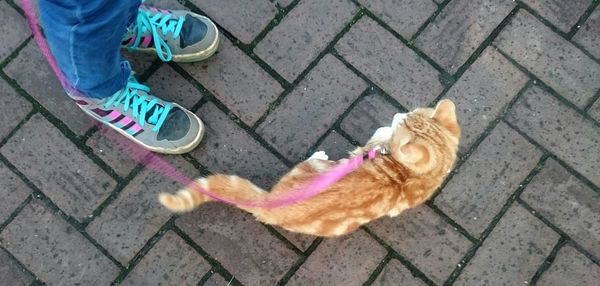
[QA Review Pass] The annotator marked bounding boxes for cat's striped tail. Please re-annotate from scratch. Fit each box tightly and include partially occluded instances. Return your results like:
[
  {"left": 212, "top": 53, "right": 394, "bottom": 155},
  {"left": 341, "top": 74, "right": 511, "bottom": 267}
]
[{"left": 158, "top": 174, "right": 267, "bottom": 212}]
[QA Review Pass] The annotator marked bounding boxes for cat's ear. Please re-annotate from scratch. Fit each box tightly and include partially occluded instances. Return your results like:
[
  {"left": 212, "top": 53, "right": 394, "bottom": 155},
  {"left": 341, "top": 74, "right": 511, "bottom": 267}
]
[
  {"left": 392, "top": 131, "right": 429, "bottom": 165},
  {"left": 431, "top": 99, "right": 460, "bottom": 137}
]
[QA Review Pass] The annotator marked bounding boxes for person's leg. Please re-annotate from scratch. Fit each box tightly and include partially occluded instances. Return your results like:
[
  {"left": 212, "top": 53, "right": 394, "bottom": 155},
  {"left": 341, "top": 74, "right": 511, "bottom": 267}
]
[{"left": 38, "top": 0, "right": 140, "bottom": 98}]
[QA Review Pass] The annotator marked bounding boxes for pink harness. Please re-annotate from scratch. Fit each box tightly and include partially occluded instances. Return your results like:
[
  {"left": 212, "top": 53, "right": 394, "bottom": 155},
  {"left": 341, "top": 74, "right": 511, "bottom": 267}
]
[{"left": 22, "top": 0, "right": 379, "bottom": 209}]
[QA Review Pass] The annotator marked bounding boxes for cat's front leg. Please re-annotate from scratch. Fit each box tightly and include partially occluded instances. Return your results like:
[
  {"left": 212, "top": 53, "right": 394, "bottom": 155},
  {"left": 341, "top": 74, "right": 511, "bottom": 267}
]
[
  {"left": 351, "top": 126, "right": 393, "bottom": 155},
  {"left": 308, "top": 150, "right": 329, "bottom": 160}
]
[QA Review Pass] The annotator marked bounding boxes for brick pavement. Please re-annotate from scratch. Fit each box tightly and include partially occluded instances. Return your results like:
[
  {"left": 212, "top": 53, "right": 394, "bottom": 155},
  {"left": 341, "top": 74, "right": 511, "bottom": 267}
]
[{"left": 0, "top": 0, "right": 598, "bottom": 285}]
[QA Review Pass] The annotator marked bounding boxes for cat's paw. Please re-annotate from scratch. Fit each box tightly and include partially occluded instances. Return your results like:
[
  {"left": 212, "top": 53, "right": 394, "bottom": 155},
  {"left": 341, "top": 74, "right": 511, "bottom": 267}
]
[{"left": 309, "top": 151, "right": 329, "bottom": 160}]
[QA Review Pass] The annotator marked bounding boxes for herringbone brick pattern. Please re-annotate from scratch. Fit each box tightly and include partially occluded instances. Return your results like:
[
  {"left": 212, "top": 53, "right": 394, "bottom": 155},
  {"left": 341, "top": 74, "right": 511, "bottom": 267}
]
[{"left": 0, "top": 0, "right": 598, "bottom": 285}]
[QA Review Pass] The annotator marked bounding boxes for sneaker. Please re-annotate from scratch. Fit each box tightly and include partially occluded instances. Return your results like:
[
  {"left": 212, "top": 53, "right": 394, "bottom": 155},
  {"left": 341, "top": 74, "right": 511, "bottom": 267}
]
[
  {"left": 122, "top": 4, "right": 220, "bottom": 62},
  {"left": 73, "top": 75, "right": 204, "bottom": 154}
]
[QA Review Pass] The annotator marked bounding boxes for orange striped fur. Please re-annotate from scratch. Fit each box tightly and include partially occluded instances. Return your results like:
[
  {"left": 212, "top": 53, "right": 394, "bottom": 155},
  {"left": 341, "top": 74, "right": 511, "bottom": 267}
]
[{"left": 159, "top": 100, "right": 461, "bottom": 237}]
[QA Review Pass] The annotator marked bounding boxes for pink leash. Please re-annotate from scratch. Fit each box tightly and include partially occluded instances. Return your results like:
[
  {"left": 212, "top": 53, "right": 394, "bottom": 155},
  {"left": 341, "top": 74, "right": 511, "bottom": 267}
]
[{"left": 22, "top": 0, "right": 379, "bottom": 209}]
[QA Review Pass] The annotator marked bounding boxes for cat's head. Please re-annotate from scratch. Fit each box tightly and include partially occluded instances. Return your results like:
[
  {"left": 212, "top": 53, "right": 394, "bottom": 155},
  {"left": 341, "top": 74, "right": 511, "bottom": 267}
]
[{"left": 388, "top": 99, "right": 460, "bottom": 174}]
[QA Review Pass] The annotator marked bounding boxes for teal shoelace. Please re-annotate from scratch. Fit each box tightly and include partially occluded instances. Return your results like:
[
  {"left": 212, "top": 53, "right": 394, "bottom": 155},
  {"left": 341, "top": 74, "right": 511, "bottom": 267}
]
[
  {"left": 104, "top": 77, "right": 172, "bottom": 132},
  {"left": 128, "top": 9, "right": 185, "bottom": 61}
]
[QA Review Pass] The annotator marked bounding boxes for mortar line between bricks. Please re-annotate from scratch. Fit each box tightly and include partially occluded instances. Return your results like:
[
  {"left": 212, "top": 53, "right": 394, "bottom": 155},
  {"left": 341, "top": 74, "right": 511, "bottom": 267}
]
[
  {"left": 0, "top": 153, "right": 126, "bottom": 271},
  {"left": 0, "top": 244, "right": 42, "bottom": 284},
  {"left": 5, "top": 0, "right": 25, "bottom": 17},
  {"left": 502, "top": 119, "right": 600, "bottom": 194},
  {"left": 80, "top": 162, "right": 147, "bottom": 228},
  {"left": 262, "top": 225, "right": 305, "bottom": 256},
  {"left": 516, "top": 199, "right": 600, "bottom": 265},
  {"left": 515, "top": 1, "right": 571, "bottom": 38},
  {"left": 197, "top": 269, "right": 215, "bottom": 286},
  {"left": 334, "top": 128, "right": 361, "bottom": 146},
  {"left": 361, "top": 226, "right": 437, "bottom": 286},
  {"left": 493, "top": 45, "right": 600, "bottom": 122},
  {"left": 300, "top": 87, "right": 372, "bottom": 160},
  {"left": 331, "top": 50, "right": 409, "bottom": 112},
  {"left": 514, "top": 1, "right": 600, "bottom": 66},
  {"left": 0, "top": 35, "right": 32, "bottom": 69},
  {"left": 428, "top": 4, "right": 521, "bottom": 107},
  {"left": 167, "top": 61, "right": 297, "bottom": 167},
  {"left": 359, "top": 9, "right": 450, "bottom": 78},
  {"left": 0, "top": 71, "right": 125, "bottom": 183},
  {"left": 425, "top": 203, "right": 478, "bottom": 243},
  {"left": 180, "top": 0, "right": 292, "bottom": 89},
  {"left": 584, "top": 89, "right": 600, "bottom": 112},
  {"left": 110, "top": 216, "right": 176, "bottom": 285},
  {"left": 566, "top": 0, "right": 600, "bottom": 39},
  {"left": 362, "top": 252, "right": 393, "bottom": 286},
  {"left": 171, "top": 225, "right": 244, "bottom": 286},
  {"left": 529, "top": 237, "right": 568, "bottom": 284},
  {"left": 0, "top": 109, "right": 35, "bottom": 150},
  {"left": 251, "top": 10, "right": 368, "bottom": 130},
  {"left": 409, "top": 0, "right": 452, "bottom": 42},
  {"left": 429, "top": 80, "right": 535, "bottom": 202},
  {"left": 443, "top": 155, "right": 550, "bottom": 285},
  {"left": 0, "top": 193, "right": 33, "bottom": 234},
  {"left": 247, "top": 0, "right": 302, "bottom": 50},
  {"left": 276, "top": 238, "right": 323, "bottom": 286}
]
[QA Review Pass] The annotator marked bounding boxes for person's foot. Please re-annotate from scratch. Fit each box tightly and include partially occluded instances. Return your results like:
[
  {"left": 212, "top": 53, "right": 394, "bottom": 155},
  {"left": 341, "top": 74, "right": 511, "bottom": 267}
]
[
  {"left": 72, "top": 75, "right": 204, "bottom": 154},
  {"left": 122, "top": 4, "right": 219, "bottom": 62}
]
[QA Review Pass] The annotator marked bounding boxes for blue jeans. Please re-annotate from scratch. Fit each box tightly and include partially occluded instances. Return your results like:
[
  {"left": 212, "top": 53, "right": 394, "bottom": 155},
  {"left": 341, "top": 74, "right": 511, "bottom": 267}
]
[{"left": 39, "top": 0, "right": 141, "bottom": 98}]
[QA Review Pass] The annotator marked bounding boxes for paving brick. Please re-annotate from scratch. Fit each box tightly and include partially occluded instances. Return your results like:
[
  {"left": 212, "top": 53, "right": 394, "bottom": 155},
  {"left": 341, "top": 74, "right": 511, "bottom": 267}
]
[
  {"left": 574, "top": 7, "right": 600, "bottom": 59},
  {"left": 192, "top": 102, "right": 288, "bottom": 189},
  {"left": 121, "top": 231, "right": 210, "bottom": 286},
  {"left": 455, "top": 204, "right": 560, "bottom": 285},
  {"left": 357, "top": 0, "right": 437, "bottom": 38},
  {"left": 589, "top": 98, "right": 600, "bottom": 122},
  {"left": 337, "top": 17, "right": 443, "bottom": 108},
  {"left": 537, "top": 245, "right": 600, "bottom": 286},
  {"left": 506, "top": 85, "right": 600, "bottom": 187},
  {"left": 521, "top": 0, "right": 592, "bottom": 32},
  {"left": 0, "top": 78, "right": 31, "bottom": 141},
  {"left": 204, "top": 273, "right": 229, "bottom": 286},
  {"left": 0, "top": 163, "right": 31, "bottom": 224},
  {"left": 254, "top": 0, "right": 357, "bottom": 81},
  {"left": 287, "top": 229, "right": 386, "bottom": 286},
  {"left": 145, "top": 64, "right": 204, "bottom": 109},
  {"left": 0, "top": 247, "right": 33, "bottom": 286},
  {"left": 0, "top": 1, "right": 30, "bottom": 61},
  {"left": 86, "top": 128, "right": 139, "bottom": 178},
  {"left": 4, "top": 42, "right": 94, "bottom": 135},
  {"left": 181, "top": 38, "right": 283, "bottom": 125},
  {"left": 435, "top": 123, "right": 542, "bottom": 236},
  {"left": 416, "top": 0, "right": 515, "bottom": 73},
  {"left": 0, "top": 114, "right": 116, "bottom": 221},
  {"left": 315, "top": 131, "right": 356, "bottom": 161},
  {"left": 86, "top": 156, "right": 197, "bottom": 265},
  {"left": 495, "top": 11, "right": 600, "bottom": 108},
  {"left": 367, "top": 206, "right": 472, "bottom": 284},
  {"left": 442, "top": 47, "right": 528, "bottom": 153},
  {"left": 372, "top": 259, "right": 427, "bottom": 286},
  {"left": 176, "top": 203, "right": 299, "bottom": 286},
  {"left": 274, "top": 0, "right": 294, "bottom": 7},
  {"left": 340, "top": 93, "right": 402, "bottom": 145},
  {"left": 122, "top": 51, "right": 157, "bottom": 75},
  {"left": 188, "top": 0, "right": 278, "bottom": 43},
  {"left": 521, "top": 159, "right": 600, "bottom": 258},
  {"left": 257, "top": 55, "right": 365, "bottom": 161},
  {"left": 0, "top": 201, "right": 119, "bottom": 285},
  {"left": 274, "top": 226, "right": 315, "bottom": 252}
]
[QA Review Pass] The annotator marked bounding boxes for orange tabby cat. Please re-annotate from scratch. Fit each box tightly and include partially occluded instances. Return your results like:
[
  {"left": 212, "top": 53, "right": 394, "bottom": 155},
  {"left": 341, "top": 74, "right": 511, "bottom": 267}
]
[{"left": 159, "top": 99, "right": 460, "bottom": 237}]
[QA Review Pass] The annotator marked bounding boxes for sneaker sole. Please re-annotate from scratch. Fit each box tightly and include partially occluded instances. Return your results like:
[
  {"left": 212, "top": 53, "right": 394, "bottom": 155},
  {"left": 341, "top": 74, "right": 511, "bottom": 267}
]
[
  {"left": 81, "top": 107, "right": 205, "bottom": 155},
  {"left": 127, "top": 14, "right": 220, "bottom": 63}
]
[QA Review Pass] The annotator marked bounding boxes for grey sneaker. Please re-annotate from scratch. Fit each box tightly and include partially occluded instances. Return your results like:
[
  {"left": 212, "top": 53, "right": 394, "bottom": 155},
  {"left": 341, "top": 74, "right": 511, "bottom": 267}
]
[
  {"left": 122, "top": 4, "right": 219, "bottom": 62},
  {"left": 73, "top": 75, "right": 204, "bottom": 154}
]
